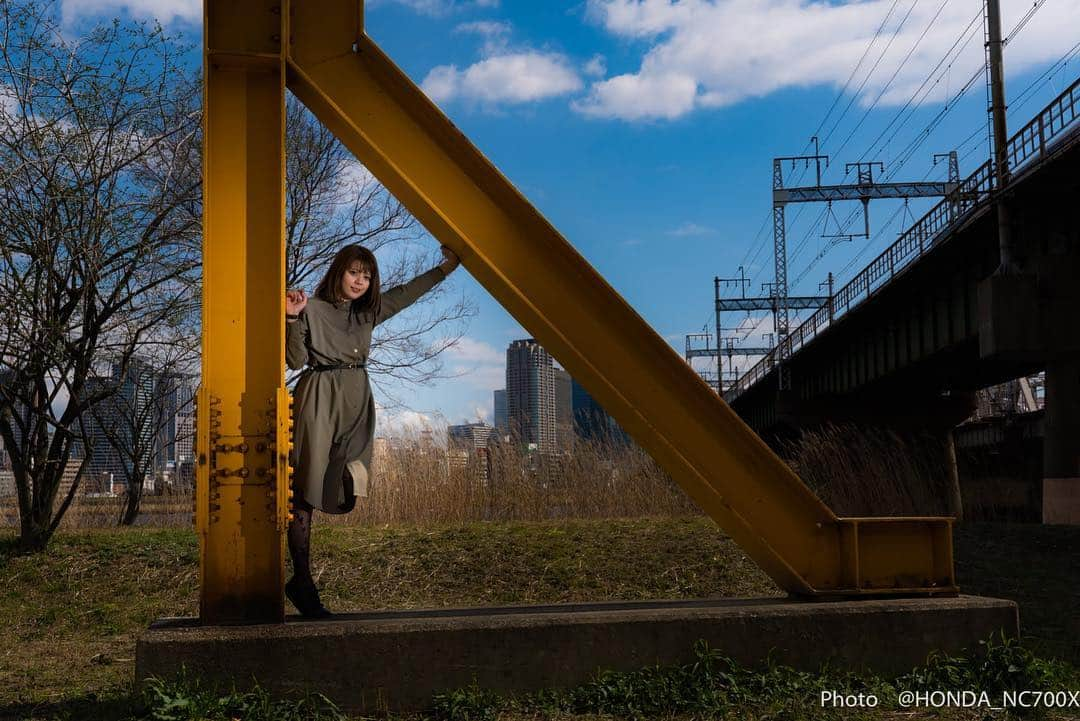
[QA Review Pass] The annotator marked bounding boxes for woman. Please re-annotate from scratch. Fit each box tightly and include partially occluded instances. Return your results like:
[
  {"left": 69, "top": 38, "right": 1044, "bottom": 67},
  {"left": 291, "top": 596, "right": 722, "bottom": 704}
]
[{"left": 284, "top": 243, "right": 461, "bottom": 617}]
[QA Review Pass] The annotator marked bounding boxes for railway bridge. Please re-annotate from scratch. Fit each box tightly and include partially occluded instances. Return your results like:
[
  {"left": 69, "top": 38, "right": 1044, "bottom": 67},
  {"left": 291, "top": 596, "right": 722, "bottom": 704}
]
[{"left": 723, "top": 79, "right": 1080, "bottom": 524}]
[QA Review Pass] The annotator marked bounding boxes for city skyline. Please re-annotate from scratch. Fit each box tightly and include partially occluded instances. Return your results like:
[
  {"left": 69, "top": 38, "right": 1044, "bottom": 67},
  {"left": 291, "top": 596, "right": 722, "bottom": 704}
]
[{"left": 0, "top": 359, "right": 198, "bottom": 498}]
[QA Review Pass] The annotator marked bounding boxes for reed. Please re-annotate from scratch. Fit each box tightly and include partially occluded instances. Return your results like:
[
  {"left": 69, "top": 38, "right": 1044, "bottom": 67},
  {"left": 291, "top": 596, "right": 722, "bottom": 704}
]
[
  {"left": 328, "top": 432, "right": 700, "bottom": 526},
  {"left": 781, "top": 423, "right": 955, "bottom": 517},
  {"left": 0, "top": 433, "right": 700, "bottom": 529},
  {"left": 1, "top": 423, "right": 961, "bottom": 529}
]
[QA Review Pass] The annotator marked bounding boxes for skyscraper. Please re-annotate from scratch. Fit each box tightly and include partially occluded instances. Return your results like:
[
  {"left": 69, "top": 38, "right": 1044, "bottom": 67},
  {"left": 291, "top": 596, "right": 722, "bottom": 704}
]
[
  {"left": 572, "top": 378, "right": 630, "bottom": 445},
  {"left": 82, "top": 356, "right": 161, "bottom": 488},
  {"left": 554, "top": 368, "right": 573, "bottom": 451},
  {"left": 448, "top": 422, "right": 494, "bottom": 450},
  {"left": 505, "top": 339, "right": 555, "bottom": 452},
  {"left": 156, "top": 373, "right": 197, "bottom": 469},
  {"left": 493, "top": 389, "right": 507, "bottom": 433},
  {"left": 156, "top": 372, "right": 197, "bottom": 492}
]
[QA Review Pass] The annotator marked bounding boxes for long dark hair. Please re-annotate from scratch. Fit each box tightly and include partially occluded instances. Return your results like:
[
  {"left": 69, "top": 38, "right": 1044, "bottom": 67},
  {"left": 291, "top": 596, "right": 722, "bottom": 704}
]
[{"left": 314, "top": 244, "right": 381, "bottom": 318}]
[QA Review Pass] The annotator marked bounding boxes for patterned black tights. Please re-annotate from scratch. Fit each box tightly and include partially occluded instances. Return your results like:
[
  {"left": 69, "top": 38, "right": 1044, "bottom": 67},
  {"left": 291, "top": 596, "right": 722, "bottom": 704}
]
[{"left": 287, "top": 496, "right": 314, "bottom": 585}]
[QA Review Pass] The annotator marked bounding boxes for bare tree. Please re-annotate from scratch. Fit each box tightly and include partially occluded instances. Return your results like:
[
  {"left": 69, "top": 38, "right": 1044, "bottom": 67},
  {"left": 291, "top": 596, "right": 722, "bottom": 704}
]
[
  {"left": 0, "top": 2, "right": 475, "bottom": 545},
  {"left": 284, "top": 96, "right": 475, "bottom": 403},
  {"left": 0, "top": 1, "right": 201, "bottom": 551}
]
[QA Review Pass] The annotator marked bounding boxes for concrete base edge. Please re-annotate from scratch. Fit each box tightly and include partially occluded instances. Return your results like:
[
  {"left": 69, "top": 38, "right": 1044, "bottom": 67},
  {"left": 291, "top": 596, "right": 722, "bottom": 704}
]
[{"left": 136, "top": 595, "right": 1018, "bottom": 713}]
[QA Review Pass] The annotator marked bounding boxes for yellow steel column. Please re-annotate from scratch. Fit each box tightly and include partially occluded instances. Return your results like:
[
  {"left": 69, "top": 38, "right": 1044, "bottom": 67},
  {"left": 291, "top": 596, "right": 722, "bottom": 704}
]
[{"left": 199, "top": 0, "right": 288, "bottom": 624}]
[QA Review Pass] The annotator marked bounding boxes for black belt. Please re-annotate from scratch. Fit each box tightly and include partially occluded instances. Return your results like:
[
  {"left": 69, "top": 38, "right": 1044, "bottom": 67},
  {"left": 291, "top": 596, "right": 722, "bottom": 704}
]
[{"left": 310, "top": 361, "right": 366, "bottom": 371}]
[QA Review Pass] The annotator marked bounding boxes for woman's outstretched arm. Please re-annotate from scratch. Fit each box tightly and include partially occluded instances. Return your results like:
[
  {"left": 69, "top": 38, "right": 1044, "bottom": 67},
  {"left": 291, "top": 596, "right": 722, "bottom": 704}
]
[{"left": 374, "top": 247, "right": 460, "bottom": 326}]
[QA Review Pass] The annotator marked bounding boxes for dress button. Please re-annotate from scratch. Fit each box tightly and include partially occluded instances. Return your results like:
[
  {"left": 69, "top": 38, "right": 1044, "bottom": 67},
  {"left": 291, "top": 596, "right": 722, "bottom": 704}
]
[{"left": 353, "top": 348, "right": 358, "bottom": 353}]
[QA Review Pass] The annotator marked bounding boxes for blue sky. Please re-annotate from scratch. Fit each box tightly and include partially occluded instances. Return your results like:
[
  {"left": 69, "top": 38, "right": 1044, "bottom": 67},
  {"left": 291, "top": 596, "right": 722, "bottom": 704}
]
[{"left": 60, "top": 0, "right": 1080, "bottom": 433}]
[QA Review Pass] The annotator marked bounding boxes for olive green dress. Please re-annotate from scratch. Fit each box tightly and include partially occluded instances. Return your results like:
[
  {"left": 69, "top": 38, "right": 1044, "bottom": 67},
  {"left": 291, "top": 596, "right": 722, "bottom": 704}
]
[{"left": 286, "top": 267, "right": 447, "bottom": 513}]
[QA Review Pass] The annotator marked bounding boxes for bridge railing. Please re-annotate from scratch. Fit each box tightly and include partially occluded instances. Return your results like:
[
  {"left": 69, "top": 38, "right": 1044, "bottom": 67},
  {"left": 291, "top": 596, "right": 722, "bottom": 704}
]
[
  {"left": 725, "top": 76, "right": 1080, "bottom": 403},
  {"left": 1007, "top": 77, "right": 1080, "bottom": 170}
]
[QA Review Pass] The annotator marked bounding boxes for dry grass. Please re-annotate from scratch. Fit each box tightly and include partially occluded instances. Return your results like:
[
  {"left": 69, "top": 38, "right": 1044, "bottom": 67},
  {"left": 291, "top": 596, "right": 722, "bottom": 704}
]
[
  {"left": 781, "top": 424, "right": 958, "bottom": 517},
  {"left": 339, "top": 435, "right": 700, "bottom": 526},
  {"left": 1, "top": 423, "right": 978, "bottom": 531},
  {"left": 1, "top": 435, "right": 700, "bottom": 530},
  {"left": 0, "top": 493, "right": 192, "bottom": 531}
]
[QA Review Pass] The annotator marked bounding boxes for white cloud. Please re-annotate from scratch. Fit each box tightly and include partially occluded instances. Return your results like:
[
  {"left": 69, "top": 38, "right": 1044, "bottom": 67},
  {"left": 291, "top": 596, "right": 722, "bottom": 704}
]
[
  {"left": 0, "top": 84, "right": 19, "bottom": 119},
  {"left": 422, "top": 51, "right": 583, "bottom": 105},
  {"left": 453, "top": 19, "right": 513, "bottom": 55},
  {"left": 667, "top": 221, "right": 712, "bottom": 237},
  {"left": 375, "top": 0, "right": 499, "bottom": 17},
  {"left": 454, "top": 20, "right": 511, "bottom": 37},
  {"left": 379, "top": 408, "right": 438, "bottom": 435},
  {"left": 573, "top": 69, "right": 696, "bottom": 120},
  {"left": 442, "top": 337, "right": 504, "bottom": 391},
  {"left": 338, "top": 158, "right": 376, "bottom": 194},
  {"left": 421, "top": 66, "right": 463, "bottom": 104},
  {"left": 446, "top": 336, "right": 503, "bottom": 365},
  {"left": 452, "top": 363, "right": 505, "bottom": 391},
  {"left": 62, "top": 0, "right": 200, "bottom": 24},
  {"left": 583, "top": 54, "right": 607, "bottom": 79},
  {"left": 579, "top": 0, "right": 1080, "bottom": 121}
]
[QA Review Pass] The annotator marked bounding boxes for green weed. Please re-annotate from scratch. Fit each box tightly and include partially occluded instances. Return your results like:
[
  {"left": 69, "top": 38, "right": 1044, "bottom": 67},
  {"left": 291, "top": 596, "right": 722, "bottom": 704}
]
[{"left": 140, "top": 671, "right": 348, "bottom": 721}]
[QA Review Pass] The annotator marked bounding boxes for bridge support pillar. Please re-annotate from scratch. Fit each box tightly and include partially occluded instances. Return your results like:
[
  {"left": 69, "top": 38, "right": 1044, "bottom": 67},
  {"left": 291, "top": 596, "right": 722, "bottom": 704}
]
[{"left": 1043, "top": 357, "right": 1080, "bottom": 524}]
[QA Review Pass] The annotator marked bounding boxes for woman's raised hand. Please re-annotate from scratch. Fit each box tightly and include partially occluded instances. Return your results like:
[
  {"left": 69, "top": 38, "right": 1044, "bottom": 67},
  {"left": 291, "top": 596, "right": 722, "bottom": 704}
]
[
  {"left": 439, "top": 245, "right": 461, "bottom": 274},
  {"left": 286, "top": 288, "right": 308, "bottom": 316}
]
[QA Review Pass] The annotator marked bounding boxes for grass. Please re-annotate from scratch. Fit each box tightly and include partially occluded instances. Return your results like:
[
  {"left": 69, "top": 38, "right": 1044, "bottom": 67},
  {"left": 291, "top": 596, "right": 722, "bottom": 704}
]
[{"left": 1, "top": 518, "right": 1077, "bottom": 720}]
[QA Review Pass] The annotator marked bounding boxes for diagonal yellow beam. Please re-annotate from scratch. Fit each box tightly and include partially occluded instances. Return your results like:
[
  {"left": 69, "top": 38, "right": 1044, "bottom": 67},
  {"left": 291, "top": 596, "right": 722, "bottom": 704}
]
[{"left": 283, "top": 0, "right": 955, "bottom": 595}]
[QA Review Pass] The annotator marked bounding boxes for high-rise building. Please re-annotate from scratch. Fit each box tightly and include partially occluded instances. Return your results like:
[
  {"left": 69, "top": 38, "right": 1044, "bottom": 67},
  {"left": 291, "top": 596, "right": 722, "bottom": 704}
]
[
  {"left": 571, "top": 378, "right": 630, "bottom": 445},
  {"left": 505, "top": 339, "right": 555, "bottom": 452},
  {"left": 156, "top": 373, "right": 197, "bottom": 472},
  {"left": 554, "top": 368, "right": 573, "bottom": 451},
  {"left": 447, "top": 422, "right": 494, "bottom": 480},
  {"left": 0, "top": 457, "right": 82, "bottom": 499},
  {"left": 82, "top": 357, "right": 161, "bottom": 487},
  {"left": 493, "top": 389, "right": 507, "bottom": 433},
  {"left": 448, "top": 422, "right": 493, "bottom": 449}
]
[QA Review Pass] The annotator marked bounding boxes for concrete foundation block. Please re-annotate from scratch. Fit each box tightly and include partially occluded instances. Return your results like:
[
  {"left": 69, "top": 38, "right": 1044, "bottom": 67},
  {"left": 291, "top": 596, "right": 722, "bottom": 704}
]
[{"left": 136, "top": 596, "right": 1018, "bottom": 713}]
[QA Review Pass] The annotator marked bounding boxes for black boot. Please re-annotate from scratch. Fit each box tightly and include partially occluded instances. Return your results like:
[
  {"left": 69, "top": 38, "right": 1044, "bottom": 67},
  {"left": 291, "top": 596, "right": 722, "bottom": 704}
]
[{"left": 285, "top": 576, "right": 332, "bottom": 619}]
